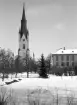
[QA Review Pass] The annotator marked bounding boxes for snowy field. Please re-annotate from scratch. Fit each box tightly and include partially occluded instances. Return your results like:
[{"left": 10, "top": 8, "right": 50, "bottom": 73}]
[
  {"left": 0, "top": 73, "right": 77, "bottom": 105},
  {"left": 0, "top": 73, "right": 77, "bottom": 93},
  {"left": 0, "top": 73, "right": 77, "bottom": 90}
]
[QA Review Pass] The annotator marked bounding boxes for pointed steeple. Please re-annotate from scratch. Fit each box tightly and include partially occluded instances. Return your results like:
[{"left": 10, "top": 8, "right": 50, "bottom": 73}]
[
  {"left": 22, "top": 3, "right": 26, "bottom": 21},
  {"left": 19, "top": 3, "right": 29, "bottom": 39}
]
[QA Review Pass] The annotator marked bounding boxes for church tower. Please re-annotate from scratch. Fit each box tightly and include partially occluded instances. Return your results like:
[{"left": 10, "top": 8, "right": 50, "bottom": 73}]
[{"left": 18, "top": 4, "right": 29, "bottom": 59}]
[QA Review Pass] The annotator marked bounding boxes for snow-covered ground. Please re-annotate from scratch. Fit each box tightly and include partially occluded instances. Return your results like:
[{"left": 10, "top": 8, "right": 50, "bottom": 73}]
[
  {"left": 0, "top": 73, "right": 77, "bottom": 105},
  {"left": 0, "top": 73, "right": 77, "bottom": 91},
  {"left": 5, "top": 76, "right": 77, "bottom": 90}
]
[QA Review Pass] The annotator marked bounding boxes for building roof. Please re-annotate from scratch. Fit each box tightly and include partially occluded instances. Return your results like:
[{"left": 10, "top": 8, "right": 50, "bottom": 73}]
[{"left": 53, "top": 48, "right": 77, "bottom": 55}]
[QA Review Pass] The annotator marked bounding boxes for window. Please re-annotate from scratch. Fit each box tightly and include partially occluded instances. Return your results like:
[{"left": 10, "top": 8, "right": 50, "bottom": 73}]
[
  {"left": 72, "top": 51, "right": 74, "bottom": 53},
  {"left": 72, "top": 62, "right": 74, "bottom": 67},
  {"left": 67, "top": 55, "right": 69, "bottom": 61},
  {"left": 61, "top": 62, "right": 64, "bottom": 66},
  {"left": 66, "top": 62, "right": 69, "bottom": 66},
  {"left": 61, "top": 55, "right": 64, "bottom": 61},
  {"left": 56, "top": 62, "right": 58, "bottom": 66},
  {"left": 71, "top": 55, "right": 74, "bottom": 61},
  {"left": 23, "top": 44, "right": 25, "bottom": 49},
  {"left": 56, "top": 55, "right": 58, "bottom": 61}
]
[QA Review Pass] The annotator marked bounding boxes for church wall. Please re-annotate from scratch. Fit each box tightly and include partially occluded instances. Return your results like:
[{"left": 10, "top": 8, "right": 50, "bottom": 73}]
[{"left": 19, "top": 34, "right": 29, "bottom": 58}]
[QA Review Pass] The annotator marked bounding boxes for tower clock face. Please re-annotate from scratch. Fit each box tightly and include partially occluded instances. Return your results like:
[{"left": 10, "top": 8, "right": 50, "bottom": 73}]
[{"left": 23, "top": 39, "right": 25, "bottom": 41}]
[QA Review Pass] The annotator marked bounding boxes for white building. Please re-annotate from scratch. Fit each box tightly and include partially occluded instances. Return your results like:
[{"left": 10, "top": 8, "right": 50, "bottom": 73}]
[
  {"left": 18, "top": 4, "right": 29, "bottom": 59},
  {"left": 52, "top": 48, "right": 77, "bottom": 67}
]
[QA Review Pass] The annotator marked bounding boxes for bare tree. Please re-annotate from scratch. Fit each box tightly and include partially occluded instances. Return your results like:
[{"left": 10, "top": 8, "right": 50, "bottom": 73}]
[{"left": 0, "top": 48, "right": 14, "bottom": 81}]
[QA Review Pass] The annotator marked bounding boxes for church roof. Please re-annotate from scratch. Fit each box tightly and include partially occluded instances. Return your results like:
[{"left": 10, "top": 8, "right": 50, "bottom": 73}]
[{"left": 22, "top": 4, "right": 26, "bottom": 22}]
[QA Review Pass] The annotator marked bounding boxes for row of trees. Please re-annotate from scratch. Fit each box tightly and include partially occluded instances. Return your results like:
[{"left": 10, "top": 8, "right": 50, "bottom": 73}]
[
  {"left": 1, "top": 47, "right": 77, "bottom": 79},
  {"left": 16, "top": 53, "right": 52, "bottom": 78},
  {"left": 51, "top": 65, "right": 77, "bottom": 76},
  {"left": 0, "top": 48, "right": 52, "bottom": 79}
]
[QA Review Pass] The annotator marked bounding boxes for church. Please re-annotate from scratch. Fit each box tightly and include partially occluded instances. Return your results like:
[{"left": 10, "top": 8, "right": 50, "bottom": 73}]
[{"left": 18, "top": 4, "right": 29, "bottom": 59}]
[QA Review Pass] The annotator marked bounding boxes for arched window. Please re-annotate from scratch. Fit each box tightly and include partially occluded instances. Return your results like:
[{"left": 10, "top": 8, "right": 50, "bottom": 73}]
[{"left": 23, "top": 44, "right": 25, "bottom": 49}]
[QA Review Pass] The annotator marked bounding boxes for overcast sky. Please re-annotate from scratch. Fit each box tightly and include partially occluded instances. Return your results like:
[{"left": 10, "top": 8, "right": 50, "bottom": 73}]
[{"left": 0, "top": 0, "right": 77, "bottom": 58}]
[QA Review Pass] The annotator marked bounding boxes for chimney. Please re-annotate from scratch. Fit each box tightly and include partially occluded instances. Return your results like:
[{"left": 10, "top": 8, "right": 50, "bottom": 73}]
[{"left": 64, "top": 47, "right": 65, "bottom": 50}]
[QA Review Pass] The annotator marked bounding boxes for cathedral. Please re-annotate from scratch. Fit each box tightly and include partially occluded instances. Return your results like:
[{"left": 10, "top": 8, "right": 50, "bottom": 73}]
[{"left": 18, "top": 4, "right": 29, "bottom": 59}]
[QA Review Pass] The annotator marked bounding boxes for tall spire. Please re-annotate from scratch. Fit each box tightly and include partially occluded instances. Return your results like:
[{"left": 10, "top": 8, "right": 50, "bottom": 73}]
[
  {"left": 22, "top": 3, "right": 26, "bottom": 21},
  {"left": 19, "top": 3, "right": 29, "bottom": 39}
]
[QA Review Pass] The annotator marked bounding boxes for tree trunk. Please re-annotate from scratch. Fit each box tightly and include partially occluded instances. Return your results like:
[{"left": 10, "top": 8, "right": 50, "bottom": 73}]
[
  {"left": 2, "top": 72, "right": 4, "bottom": 81},
  {"left": 27, "top": 71, "right": 29, "bottom": 78},
  {"left": 26, "top": 56, "right": 29, "bottom": 78},
  {"left": 15, "top": 72, "right": 17, "bottom": 78},
  {"left": 27, "top": 64, "right": 29, "bottom": 78}
]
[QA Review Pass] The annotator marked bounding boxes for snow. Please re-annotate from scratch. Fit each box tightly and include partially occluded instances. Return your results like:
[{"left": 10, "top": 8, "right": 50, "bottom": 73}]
[
  {"left": 0, "top": 73, "right": 77, "bottom": 95},
  {"left": 54, "top": 49, "right": 77, "bottom": 54},
  {"left": 10, "top": 76, "right": 77, "bottom": 90},
  {"left": 0, "top": 74, "right": 77, "bottom": 91},
  {"left": 0, "top": 73, "right": 77, "bottom": 99},
  {"left": 1, "top": 74, "right": 77, "bottom": 105}
]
